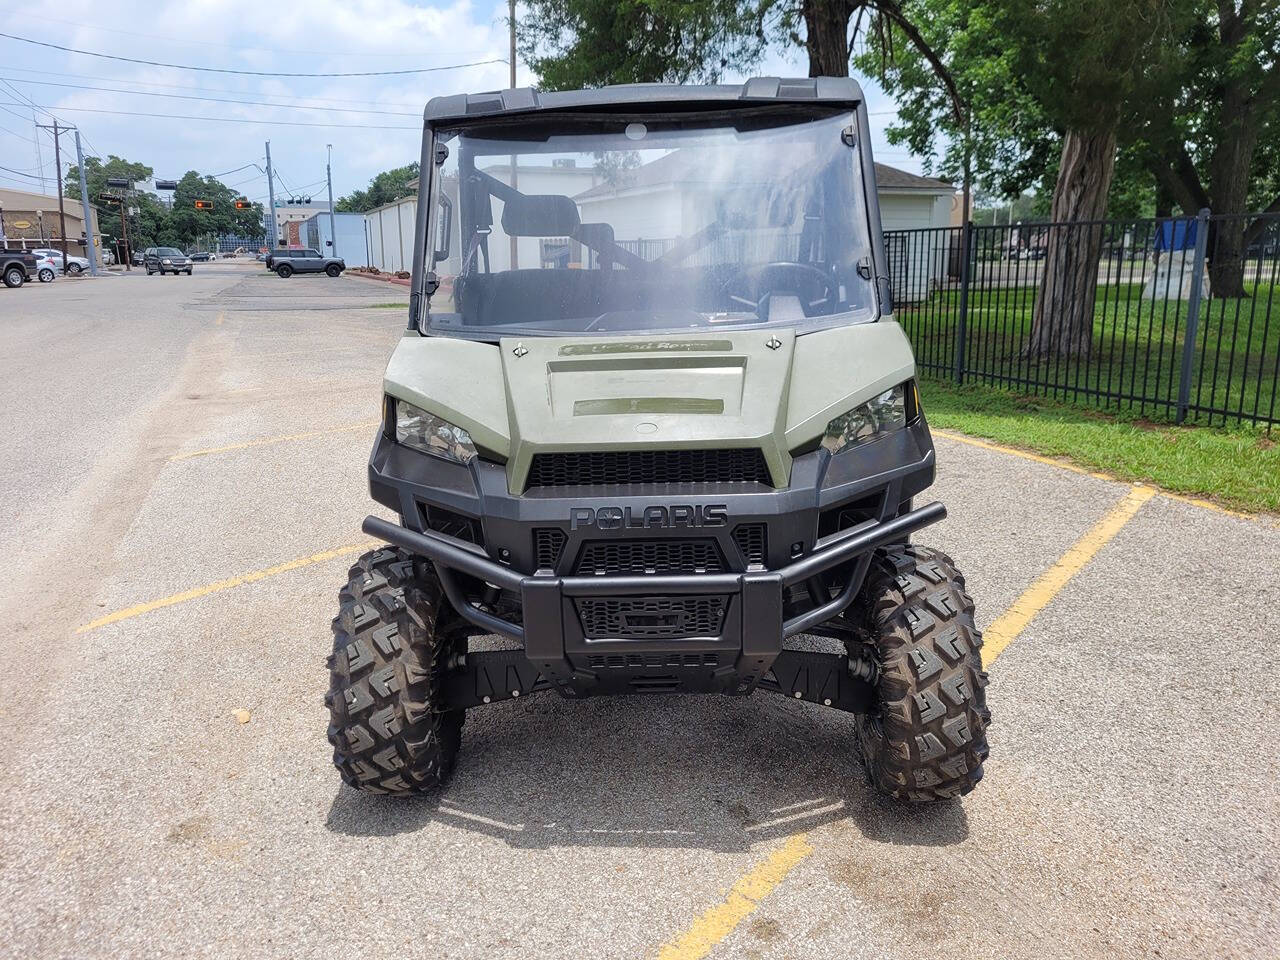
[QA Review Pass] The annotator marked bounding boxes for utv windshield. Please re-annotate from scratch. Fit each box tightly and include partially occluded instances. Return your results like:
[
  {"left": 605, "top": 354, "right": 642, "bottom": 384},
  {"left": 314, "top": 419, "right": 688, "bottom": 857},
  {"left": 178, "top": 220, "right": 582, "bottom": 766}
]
[{"left": 423, "top": 105, "right": 877, "bottom": 338}]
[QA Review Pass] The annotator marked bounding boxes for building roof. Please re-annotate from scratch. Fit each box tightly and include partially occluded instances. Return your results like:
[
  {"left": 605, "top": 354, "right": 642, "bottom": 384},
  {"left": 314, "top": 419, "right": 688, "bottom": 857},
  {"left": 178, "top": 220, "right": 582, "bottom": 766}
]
[
  {"left": 573, "top": 152, "right": 952, "bottom": 201},
  {"left": 873, "top": 163, "right": 952, "bottom": 192}
]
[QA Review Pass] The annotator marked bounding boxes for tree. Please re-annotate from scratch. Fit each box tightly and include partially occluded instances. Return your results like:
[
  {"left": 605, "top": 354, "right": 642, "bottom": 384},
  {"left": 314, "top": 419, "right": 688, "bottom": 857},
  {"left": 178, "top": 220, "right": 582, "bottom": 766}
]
[
  {"left": 66, "top": 156, "right": 264, "bottom": 252},
  {"left": 336, "top": 162, "right": 421, "bottom": 213},
  {"left": 1128, "top": 0, "right": 1280, "bottom": 296},
  {"left": 517, "top": 0, "right": 766, "bottom": 87}
]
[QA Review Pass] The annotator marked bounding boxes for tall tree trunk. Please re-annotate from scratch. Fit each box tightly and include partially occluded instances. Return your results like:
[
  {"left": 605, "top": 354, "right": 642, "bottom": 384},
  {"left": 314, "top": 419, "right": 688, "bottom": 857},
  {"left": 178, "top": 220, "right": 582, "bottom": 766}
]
[
  {"left": 803, "top": 0, "right": 853, "bottom": 77},
  {"left": 1205, "top": 94, "right": 1258, "bottom": 298},
  {"left": 1025, "top": 128, "right": 1117, "bottom": 360}
]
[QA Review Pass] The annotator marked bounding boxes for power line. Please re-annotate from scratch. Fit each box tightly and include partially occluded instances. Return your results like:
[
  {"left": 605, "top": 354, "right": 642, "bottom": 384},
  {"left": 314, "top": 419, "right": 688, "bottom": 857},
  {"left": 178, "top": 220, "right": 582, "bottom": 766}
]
[
  {"left": 0, "top": 162, "right": 45, "bottom": 180},
  {"left": 0, "top": 66, "right": 428, "bottom": 109},
  {"left": 11, "top": 14, "right": 496, "bottom": 59},
  {"left": 0, "top": 31, "right": 505, "bottom": 78},
  {"left": 0, "top": 101, "right": 418, "bottom": 129},
  {"left": 0, "top": 76, "right": 421, "bottom": 116},
  {"left": 0, "top": 119, "right": 36, "bottom": 143}
]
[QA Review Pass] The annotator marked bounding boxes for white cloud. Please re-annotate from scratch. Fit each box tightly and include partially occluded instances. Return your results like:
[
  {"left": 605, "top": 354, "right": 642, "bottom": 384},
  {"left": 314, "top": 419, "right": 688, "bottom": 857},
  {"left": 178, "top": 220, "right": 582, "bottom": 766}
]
[{"left": 0, "top": 0, "right": 929, "bottom": 202}]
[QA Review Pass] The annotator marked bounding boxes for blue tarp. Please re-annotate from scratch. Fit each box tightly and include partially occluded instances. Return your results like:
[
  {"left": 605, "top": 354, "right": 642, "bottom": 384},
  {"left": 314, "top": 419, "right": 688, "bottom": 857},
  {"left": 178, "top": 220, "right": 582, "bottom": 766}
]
[{"left": 1154, "top": 218, "right": 1198, "bottom": 252}]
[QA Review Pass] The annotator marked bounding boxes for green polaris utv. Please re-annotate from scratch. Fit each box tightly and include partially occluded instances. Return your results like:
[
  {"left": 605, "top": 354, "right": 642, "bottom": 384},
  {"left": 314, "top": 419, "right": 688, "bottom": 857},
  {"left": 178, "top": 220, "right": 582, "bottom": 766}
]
[{"left": 326, "top": 77, "right": 990, "bottom": 802}]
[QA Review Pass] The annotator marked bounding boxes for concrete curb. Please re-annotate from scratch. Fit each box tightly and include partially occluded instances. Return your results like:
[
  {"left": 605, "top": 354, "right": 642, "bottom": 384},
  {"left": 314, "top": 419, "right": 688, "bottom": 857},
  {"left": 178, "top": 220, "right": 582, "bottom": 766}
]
[{"left": 347, "top": 271, "right": 412, "bottom": 288}]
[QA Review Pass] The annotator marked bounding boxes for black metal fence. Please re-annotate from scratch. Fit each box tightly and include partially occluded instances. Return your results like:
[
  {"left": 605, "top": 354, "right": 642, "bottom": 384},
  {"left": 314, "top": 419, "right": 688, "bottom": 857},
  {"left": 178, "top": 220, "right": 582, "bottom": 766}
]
[{"left": 885, "top": 209, "right": 1280, "bottom": 429}]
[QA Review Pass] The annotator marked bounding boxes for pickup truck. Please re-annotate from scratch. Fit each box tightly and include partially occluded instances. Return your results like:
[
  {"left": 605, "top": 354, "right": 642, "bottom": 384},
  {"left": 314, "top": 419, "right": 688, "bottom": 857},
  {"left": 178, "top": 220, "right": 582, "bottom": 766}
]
[
  {"left": 264, "top": 247, "right": 345, "bottom": 278},
  {"left": 2, "top": 249, "right": 38, "bottom": 288}
]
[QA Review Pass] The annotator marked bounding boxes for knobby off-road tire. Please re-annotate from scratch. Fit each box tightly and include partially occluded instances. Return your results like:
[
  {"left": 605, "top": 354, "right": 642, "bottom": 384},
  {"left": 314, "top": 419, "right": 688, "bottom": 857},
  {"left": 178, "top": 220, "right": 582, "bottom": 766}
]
[
  {"left": 326, "top": 548, "right": 464, "bottom": 794},
  {"left": 854, "top": 545, "right": 991, "bottom": 802}
]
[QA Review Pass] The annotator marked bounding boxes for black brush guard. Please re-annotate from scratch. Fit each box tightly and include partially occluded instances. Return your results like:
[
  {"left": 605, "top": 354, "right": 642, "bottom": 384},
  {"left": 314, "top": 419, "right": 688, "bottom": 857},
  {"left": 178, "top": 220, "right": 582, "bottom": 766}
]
[{"left": 363, "top": 501, "right": 945, "bottom": 713}]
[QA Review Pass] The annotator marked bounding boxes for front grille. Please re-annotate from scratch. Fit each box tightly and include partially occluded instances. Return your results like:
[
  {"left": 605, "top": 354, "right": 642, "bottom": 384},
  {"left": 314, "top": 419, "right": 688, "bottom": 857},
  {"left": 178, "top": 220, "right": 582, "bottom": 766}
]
[
  {"left": 732, "top": 524, "right": 767, "bottom": 567},
  {"left": 587, "top": 653, "right": 720, "bottom": 669},
  {"left": 576, "top": 539, "right": 725, "bottom": 576},
  {"left": 533, "top": 528, "right": 566, "bottom": 570},
  {"left": 576, "top": 595, "right": 728, "bottom": 639},
  {"left": 526, "top": 449, "right": 772, "bottom": 488}
]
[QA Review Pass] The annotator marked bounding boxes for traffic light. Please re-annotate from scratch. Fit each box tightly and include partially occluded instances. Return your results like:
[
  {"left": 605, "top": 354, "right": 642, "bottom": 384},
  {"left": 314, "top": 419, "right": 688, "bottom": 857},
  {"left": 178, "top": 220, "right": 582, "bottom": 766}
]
[
  {"left": 234, "top": 199, "right": 250, "bottom": 209},
  {"left": 194, "top": 199, "right": 213, "bottom": 210}
]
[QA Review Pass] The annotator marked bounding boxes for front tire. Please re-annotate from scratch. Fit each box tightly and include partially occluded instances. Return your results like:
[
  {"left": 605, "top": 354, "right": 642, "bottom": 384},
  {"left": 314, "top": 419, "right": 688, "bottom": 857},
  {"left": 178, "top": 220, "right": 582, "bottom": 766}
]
[
  {"left": 854, "top": 545, "right": 990, "bottom": 802},
  {"left": 276, "top": 264, "right": 293, "bottom": 278},
  {"left": 326, "top": 548, "right": 464, "bottom": 794},
  {"left": 3, "top": 265, "right": 25, "bottom": 288},
  {"left": 325, "top": 264, "right": 341, "bottom": 277}
]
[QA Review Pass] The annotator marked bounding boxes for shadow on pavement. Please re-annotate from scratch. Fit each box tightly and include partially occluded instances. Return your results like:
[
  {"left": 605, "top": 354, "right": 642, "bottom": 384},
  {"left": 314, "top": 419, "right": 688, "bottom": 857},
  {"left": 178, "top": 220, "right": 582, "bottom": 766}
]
[{"left": 324, "top": 691, "right": 969, "bottom": 851}]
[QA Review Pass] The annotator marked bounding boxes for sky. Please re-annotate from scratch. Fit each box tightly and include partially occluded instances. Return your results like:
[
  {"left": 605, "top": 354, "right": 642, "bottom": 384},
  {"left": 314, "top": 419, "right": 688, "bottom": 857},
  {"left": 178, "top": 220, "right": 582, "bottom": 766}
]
[{"left": 0, "top": 0, "right": 928, "bottom": 207}]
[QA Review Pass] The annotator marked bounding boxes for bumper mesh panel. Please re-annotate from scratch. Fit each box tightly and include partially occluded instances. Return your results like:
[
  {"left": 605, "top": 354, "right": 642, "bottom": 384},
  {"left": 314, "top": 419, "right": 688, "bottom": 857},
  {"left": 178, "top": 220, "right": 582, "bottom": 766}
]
[
  {"left": 731, "top": 523, "right": 767, "bottom": 567},
  {"left": 576, "top": 539, "right": 725, "bottom": 576},
  {"left": 533, "top": 528, "right": 567, "bottom": 570},
  {"left": 526, "top": 449, "right": 772, "bottom": 488},
  {"left": 576, "top": 595, "right": 727, "bottom": 639}
]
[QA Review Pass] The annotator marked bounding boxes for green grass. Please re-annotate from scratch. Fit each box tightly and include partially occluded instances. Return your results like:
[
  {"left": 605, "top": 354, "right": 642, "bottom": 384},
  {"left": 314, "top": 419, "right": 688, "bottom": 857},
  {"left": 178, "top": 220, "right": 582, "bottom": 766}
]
[
  {"left": 920, "top": 377, "right": 1280, "bottom": 514},
  {"left": 898, "top": 279, "right": 1280, "bottom": 427}
]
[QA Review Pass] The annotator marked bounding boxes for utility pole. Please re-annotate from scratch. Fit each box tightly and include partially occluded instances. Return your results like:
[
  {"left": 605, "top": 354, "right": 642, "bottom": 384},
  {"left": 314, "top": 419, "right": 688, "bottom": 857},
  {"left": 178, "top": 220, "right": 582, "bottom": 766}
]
[
  {"left": 326, "top": 144, "right": 337, "bottom": 258},
  {"left": 36, "top": 120, "right": 71, "bottom": 262},
  {"left": 73, "top": 130, "right": 100, "bottom": 276},
  {"left": 265, "top": 140, "right": 278, "bottom": 249}
]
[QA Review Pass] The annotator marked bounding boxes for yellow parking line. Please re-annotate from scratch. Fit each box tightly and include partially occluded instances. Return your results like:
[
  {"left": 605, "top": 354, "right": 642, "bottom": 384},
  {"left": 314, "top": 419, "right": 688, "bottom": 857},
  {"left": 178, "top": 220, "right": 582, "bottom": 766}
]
[
  {"left": 168, "top": 420, "right": 379, "bottom": 461},
  {"left": 982, "top": 484, "right": 1156, "bottom": 665},
  {"left": 932, "top": 428, "right": 1268, "bottom": 524},
  {"left": 654, "top": 833, "right": 813, "bottom": 960},
  {"left": 77, "top": 542, "right": 375, "bottom": 633}
]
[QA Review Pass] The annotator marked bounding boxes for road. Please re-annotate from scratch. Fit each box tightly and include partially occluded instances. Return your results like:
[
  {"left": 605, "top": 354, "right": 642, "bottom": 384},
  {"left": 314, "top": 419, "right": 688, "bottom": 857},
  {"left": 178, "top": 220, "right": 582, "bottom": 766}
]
[{"left": 1, "top": 262, "right": 1276, "bottom": 959}]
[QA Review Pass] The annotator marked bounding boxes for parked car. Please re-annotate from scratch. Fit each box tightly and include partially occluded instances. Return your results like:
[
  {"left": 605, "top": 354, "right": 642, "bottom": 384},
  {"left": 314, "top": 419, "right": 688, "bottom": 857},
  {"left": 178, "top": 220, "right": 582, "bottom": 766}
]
[
  {"left": 32, "top": 247, "right": 91, "bottom": 275},
  {"left": 35, "top": 254, "right": 58, "bottom": 283},
  {"left": 131, "top": 250, "right": 145, "bottom": 266},
  {"left": 264, "top": 247, "right": 345, "bottom": 278},
  {"left": 144, "top": 247, "right": 193, "bottom": 275},
  {"left": 1, "top": 249, "right": 37, "bottom": 287},
  {"left": 188, "top": 251, "right": 213, "bottom": 262}
]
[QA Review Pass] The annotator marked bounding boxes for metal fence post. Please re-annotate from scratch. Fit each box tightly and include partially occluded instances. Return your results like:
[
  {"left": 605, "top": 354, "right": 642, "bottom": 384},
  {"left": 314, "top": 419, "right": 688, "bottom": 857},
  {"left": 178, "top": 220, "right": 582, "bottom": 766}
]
[
  {"left": 953, "top": 220, "right": 973, "bottom": 383},
  {"left": 1175, "top": 208, "right": 1211, "bottom": 423}
]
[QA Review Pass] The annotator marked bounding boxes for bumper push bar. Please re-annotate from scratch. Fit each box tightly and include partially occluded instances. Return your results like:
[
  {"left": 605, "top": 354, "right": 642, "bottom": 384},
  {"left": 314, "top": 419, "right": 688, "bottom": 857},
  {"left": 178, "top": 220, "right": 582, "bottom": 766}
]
[{"left": 361, "top": 501, "right": 946, "bottom": 709}]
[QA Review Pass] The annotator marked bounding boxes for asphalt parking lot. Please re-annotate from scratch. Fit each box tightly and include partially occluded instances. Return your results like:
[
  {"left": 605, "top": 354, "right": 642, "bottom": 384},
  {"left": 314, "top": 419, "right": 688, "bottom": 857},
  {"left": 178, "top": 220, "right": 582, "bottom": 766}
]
[{"left": 1, "top": 262, "right": 1277, "bottom": 959}]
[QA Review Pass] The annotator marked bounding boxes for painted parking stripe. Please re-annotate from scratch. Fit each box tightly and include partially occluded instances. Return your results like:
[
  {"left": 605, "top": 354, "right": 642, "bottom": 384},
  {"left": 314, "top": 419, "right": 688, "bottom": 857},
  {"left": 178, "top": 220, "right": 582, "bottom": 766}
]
[
  {"left": 77, "top": 542, "right": 375, "bottom": 633},
  {"left": 654, "top": 834, "right": 814, "bottom": 960},
  {"left": 652, "top": 484, "right": 1156, "bottom": 958},
  {"left": 981, "top": 484, "right": 1155, "bottom": 665},
  {"left": 168, "top": 420, "right": 379, "bottom": 461}
]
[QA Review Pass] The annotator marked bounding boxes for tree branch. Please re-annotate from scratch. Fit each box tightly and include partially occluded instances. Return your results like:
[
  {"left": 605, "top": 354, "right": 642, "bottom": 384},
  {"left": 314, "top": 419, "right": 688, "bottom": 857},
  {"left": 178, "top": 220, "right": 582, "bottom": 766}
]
[
  {"left": 1243, "top": 196, "right": 1280, "bottom": 244},
  {"left": 860, "top": 0, "right": 965, "bottom": 126}
]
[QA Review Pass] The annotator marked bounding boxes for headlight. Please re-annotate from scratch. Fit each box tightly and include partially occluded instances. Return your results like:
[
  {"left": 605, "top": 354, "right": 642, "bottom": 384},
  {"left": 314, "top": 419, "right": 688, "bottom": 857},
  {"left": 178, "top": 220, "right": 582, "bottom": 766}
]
[
  {"left": 393, "top": 398, "right": 477, "bottom": 464},
  {"left": 821, "top": 384, "right": 908, "bottom": 454},
  {"left": 162, "top": 258, "right": 171, "bottom": 264}
]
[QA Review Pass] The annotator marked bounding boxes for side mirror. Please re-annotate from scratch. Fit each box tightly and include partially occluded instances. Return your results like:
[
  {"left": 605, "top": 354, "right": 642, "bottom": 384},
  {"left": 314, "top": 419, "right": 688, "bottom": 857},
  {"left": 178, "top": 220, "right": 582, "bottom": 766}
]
[{"left": 433, "top": 194, "right": 452, "bottom": 262}]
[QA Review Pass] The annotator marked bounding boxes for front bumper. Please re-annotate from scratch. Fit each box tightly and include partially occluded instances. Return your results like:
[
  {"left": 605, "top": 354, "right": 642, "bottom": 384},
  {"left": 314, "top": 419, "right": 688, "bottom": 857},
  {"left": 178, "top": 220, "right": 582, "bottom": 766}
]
[{"left": 364, "top": 498, "right": 944, "bottom": 701}]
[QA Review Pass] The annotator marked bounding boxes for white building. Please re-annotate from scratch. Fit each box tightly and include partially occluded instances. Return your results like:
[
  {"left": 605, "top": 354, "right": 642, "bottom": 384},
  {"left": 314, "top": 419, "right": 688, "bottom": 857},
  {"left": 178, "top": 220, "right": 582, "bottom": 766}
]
[
  {"left": 273, "top": 199, "right": 332, "bottom": 248},
  {"left": 364, "top": 158, "right": 953, "bottom": 300}
]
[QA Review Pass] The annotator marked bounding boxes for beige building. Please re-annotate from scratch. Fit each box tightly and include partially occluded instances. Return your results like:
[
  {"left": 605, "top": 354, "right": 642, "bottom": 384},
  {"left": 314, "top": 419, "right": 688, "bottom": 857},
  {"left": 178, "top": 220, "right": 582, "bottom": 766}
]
[{"left": 0, "top": 186, "right": 102, "bottom": 258}]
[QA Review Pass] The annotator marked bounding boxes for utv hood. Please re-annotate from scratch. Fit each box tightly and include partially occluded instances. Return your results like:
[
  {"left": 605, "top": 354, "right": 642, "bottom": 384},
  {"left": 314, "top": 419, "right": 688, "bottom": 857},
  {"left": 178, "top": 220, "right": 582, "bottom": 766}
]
[{"left": 384, "top": 321, "right": 916, "bottom": 494}]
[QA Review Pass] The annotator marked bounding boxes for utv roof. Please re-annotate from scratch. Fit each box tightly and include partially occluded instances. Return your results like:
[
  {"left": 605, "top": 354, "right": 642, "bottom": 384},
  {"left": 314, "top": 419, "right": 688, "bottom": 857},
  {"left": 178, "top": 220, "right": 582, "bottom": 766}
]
[{"left": 424, "top": 77, "right": 865, "bottom": 124}]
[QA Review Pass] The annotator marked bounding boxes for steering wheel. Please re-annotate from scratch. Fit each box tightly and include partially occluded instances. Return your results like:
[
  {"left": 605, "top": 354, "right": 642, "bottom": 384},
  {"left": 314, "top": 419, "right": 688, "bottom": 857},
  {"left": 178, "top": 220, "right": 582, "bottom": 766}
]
[{"left": 719, "top": 262, "right": 836, "bottom": 318}]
